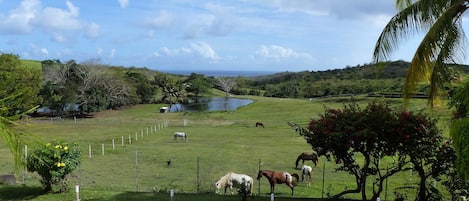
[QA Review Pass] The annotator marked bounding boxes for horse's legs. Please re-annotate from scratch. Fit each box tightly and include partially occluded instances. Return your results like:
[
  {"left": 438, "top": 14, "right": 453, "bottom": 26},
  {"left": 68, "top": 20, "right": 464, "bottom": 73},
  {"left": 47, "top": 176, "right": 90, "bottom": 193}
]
[{"left": 287, "top": 182, "right": 294, "bottom": 196}]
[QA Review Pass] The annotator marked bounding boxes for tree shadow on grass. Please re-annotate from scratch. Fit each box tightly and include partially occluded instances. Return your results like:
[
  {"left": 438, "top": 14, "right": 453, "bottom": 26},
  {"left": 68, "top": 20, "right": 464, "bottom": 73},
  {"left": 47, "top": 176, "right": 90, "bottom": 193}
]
[{"left": 0, "top": 185, "right": 43, "bottom": 200}]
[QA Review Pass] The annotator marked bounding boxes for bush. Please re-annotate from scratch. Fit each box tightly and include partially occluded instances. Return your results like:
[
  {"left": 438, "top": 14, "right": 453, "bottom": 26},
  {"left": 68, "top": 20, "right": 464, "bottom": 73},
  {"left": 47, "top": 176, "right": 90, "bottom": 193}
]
[{"left": 26, "top": 140, "right": 81, "bottom": 192}]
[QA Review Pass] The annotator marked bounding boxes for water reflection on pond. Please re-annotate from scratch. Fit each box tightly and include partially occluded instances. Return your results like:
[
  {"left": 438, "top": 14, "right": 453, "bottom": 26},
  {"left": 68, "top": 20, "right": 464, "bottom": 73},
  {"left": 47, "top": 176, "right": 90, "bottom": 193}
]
[{"left": 169, "top": 97, "right": 253, "bottom": 112}]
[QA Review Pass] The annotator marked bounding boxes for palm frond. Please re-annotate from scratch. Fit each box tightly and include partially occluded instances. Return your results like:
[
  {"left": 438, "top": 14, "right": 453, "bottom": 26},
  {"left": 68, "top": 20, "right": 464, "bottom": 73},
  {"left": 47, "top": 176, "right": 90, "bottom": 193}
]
[{"left": 403, "top": 1, "right": 467, "bottom": 107}]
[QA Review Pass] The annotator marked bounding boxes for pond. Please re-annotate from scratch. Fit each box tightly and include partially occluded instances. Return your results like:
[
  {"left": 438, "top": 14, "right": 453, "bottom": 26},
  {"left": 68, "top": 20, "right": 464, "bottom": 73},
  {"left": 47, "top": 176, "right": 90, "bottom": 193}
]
[{"left": 168, "top": 97, "right": 253, "bottom": 112}]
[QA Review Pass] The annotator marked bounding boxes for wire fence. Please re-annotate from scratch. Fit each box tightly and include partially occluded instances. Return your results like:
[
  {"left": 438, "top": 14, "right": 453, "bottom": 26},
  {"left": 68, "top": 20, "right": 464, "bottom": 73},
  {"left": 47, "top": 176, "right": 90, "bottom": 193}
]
[{"left": 15, "top": 117, "right": 423, "bottom": 201}]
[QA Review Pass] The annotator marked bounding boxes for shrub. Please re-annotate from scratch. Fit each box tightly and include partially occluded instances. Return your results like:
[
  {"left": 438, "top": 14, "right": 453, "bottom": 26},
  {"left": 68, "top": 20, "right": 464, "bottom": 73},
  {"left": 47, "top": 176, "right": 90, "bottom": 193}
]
[{"left": 26, "top": 140, "right": 81, "bottom": 192}]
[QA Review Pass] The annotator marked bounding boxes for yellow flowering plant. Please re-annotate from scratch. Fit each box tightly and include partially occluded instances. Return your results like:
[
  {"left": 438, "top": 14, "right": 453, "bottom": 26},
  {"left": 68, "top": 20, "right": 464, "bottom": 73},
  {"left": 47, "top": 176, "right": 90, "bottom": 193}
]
[{"left": 26, "top": 140, "right": 81, "bottom": 192}]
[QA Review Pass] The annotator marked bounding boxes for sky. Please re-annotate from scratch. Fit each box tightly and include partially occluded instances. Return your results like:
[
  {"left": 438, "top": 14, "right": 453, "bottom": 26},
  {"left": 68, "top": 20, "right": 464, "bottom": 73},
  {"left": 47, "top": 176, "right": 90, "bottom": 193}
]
[{"left": 0, "top": 0, "right": 465, "bottom": 73}]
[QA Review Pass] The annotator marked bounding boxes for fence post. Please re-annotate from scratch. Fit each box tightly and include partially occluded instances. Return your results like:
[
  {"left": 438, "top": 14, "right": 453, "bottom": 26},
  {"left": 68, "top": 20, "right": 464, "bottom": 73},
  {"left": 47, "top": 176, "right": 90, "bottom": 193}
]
[
  {"left": 112, "top": 139, "right": 115, "bottom": 150},
  {"left": 322, "top": 158, "right": 325, "bottom": 198},
  {"left": 197, "top": 157, "right": 200, "bottom": 193},
  {"left": 258, "top": 159, "right": 262, "bottom": 195},
  {"left": 75, "top": 185, "right": 80, "bottom": 201},
  {"left": 136, "top": 150, "right": 138, "bottom": 192},
  {"left": 101, "top": 144, "right": 104, "bottom": 156},
  {"left": 88, "top": 145, "right": 92, "bottom": 158}
]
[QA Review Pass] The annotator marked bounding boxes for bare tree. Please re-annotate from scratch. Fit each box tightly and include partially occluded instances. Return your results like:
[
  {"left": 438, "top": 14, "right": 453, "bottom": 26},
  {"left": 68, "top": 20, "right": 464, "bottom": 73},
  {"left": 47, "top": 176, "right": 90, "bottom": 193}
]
[{"left": 216, "top": 77, "right": 236, "bottom": 98}]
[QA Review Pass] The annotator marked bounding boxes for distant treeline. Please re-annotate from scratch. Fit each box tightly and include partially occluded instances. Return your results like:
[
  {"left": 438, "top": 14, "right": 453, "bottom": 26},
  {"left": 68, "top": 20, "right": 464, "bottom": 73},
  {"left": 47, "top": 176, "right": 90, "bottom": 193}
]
[
  {"left": 235, "top": 60, "right": 469, "bottom": 98},
  {"left": 3, "top": 53, "right": 467, "bottom": 117}
]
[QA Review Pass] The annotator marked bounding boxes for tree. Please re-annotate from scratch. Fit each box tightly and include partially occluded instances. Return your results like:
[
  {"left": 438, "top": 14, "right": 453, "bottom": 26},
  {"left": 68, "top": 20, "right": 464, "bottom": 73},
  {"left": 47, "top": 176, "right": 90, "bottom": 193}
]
[
  {"left": 216, "top": 77, "right": 236, "bottom": 98},
  {"left": 125, "top": 71, "right": 156, "bottom": 103},
  {"left": 184, "top": 73, "right": 212, "bottom": 98},
  {"left": 373, "top": 0, "right": 467, "bottom": 107},
  {"left": 153, "top": 74, "right": 183, "bottom": 104},
  {"left": 0, "top": 54, "right": 41, "bottom": 173},
  {"left": 0, "top": 54, "right": 42, "bottom": 116},
  {"left": 449, "top": 78, "right": 469, "bottom": 181},
  {"left": 40, "top": 60, "right": 81, "bottom": 116},
  {"left": 291, "top": 100, "right": 452, "bottom": 201}
]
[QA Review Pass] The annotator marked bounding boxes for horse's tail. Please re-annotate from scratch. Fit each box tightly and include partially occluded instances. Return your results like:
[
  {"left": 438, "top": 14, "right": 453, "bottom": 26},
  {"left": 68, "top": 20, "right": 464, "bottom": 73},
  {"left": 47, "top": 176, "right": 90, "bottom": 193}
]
[
  {"left": 313, "top": 152, "right": 319, "bottom": 166},
  {"left": 291, "top": 173, "right": 300, "bottom": 183}
]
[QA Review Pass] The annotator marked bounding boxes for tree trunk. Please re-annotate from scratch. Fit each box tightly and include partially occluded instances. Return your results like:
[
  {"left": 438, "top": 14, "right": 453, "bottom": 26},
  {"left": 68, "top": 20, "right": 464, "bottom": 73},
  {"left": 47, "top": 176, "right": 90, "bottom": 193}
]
[{"left": 414, "top": 162, "right": 427, "bottom": 201}]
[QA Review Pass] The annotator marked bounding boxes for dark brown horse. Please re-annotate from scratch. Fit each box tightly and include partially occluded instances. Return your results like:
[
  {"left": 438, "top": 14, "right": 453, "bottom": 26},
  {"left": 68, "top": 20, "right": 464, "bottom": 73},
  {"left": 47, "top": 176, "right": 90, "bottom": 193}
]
[
  {"left": 295, "top": 152, "right": 319, "bottom": 169},
  {"left": 256, "top": 170, "right": 299, "bottom": 196},
  {"left": 255, "top": 122, "right": 264, "bottom": 128}
]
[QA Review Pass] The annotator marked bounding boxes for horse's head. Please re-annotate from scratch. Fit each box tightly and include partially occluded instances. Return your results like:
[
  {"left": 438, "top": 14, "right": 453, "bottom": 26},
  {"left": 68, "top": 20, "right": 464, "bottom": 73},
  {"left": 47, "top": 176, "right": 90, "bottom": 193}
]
[
  {"left": 256, "top": 170, "right": 263, "bottom": 180},
  {"left": 214, "top": 181, "right": 221, "bottom": 193}
]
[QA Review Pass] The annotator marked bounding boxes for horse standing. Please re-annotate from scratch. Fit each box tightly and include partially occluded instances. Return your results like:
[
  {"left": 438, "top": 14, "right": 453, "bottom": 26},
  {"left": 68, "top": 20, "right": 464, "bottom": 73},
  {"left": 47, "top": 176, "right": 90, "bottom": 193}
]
[
  {"left": 256, "top": 170, "right": 299, "bottom": 196},
  {"left": 215, "top": 172, "right": 254, "bottom": 195},
  {"left": 301, "top": 165, "right": 313, "bottom": 185},
  {"left": 295, "top": 152, "right": 318, "bottom": 169},
  {"left": 255, "top": 122, "right": 264, "bottom": 128},
  {"left": 173, "top": 132, "right": 187, "bottom": 142}
]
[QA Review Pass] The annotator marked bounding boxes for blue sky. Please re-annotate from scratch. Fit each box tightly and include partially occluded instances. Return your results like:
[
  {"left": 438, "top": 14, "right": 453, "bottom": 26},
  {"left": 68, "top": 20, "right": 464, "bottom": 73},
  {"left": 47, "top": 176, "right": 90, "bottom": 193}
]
[{"left": 0, "top": 0, "right": 461, "bottom": 72}]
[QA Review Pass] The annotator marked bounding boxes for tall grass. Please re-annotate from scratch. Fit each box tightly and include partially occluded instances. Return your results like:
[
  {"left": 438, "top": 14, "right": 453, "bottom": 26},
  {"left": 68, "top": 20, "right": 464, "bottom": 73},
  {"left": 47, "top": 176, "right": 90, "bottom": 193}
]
[{"left": 0, "top": 96, "right": 452, "bottom": 201}]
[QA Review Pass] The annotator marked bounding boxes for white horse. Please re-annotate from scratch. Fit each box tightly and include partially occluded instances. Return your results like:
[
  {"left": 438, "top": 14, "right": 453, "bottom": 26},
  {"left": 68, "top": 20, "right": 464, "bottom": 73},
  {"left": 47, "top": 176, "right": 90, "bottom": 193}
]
[
  {"left": 215, "top": 172, "right": 254, "bottom": 195},
  {"left": 301, "top": 165, "right": 313, "bottom": 185},
  {"left": 173, "top": 132, "right": 187, "bottom": 142}
]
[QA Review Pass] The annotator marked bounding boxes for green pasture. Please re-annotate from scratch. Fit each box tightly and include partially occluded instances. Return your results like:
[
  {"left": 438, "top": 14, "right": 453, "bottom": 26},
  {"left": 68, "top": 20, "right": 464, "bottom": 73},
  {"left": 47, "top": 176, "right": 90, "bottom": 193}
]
[{"left": 0, "top": 96, "right": 453, "bottom": 201}]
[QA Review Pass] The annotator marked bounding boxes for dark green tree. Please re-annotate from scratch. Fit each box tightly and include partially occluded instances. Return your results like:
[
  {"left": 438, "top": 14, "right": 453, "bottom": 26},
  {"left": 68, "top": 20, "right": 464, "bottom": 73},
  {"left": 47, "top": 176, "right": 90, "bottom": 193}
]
[
  {"left": 126, "top": 71, "right": 156, "bottom": 103},
  {"left": 292, "top": 100, "right": 454, "bottom": 201},
  {"left": 0, "top": 54, "right": 42, "bottom": 116},
  {"left": 184, "top": 73, "right": 212, "bottom": 98}
]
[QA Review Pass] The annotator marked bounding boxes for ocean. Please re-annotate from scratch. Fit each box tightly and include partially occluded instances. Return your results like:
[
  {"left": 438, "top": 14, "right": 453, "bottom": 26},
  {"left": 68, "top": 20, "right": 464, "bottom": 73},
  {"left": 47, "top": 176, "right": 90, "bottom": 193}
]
[{"left": 161, "top": 70, "right": 280, "bottom": 77}]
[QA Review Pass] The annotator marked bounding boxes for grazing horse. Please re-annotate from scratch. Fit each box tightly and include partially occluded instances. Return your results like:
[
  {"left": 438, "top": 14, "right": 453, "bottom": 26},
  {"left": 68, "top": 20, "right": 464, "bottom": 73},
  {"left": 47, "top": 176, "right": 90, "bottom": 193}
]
[
  {"left": 256, "top": 170, "right": 299, "bottom": 196},
  {"left": 295, "top": 152, "right": 318, "bottom": 169},
  {"left": 173, "top": 132, "right": 187, "bottom": 142},
  {"left": 301, "top": 165, "right": 313, "bottom": 185},
  {"left": 255, "top": 122, "right": 264, "bottom": 128},
  {"left": 215, "top": 172, "right": 254, "bottom": 195}
]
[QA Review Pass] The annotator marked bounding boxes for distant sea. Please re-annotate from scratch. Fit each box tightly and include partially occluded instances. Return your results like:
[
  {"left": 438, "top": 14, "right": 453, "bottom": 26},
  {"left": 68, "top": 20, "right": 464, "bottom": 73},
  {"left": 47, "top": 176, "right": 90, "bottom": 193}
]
[{"left": 162, "top": 70, "right": 280, "bottom": 77}]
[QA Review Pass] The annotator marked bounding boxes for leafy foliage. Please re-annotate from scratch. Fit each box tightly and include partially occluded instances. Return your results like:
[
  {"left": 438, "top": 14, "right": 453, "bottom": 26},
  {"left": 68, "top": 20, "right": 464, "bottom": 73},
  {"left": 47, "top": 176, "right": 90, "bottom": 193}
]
[
  {"left": 292, "top": 100, "right": 455, "bottom": 201},
  {"left": 26, "top": 140, "right": 81, "bottom": 192},
  {"left": 0, "top": 54, "right": 42, "bottom": 116}
]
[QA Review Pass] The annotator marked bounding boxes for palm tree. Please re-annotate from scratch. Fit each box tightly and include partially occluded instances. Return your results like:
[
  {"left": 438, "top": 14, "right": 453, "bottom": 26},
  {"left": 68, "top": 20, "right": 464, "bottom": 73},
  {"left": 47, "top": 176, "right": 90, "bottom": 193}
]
[{"left": 372, "top": 0, "right": 468, "bottom": 107}]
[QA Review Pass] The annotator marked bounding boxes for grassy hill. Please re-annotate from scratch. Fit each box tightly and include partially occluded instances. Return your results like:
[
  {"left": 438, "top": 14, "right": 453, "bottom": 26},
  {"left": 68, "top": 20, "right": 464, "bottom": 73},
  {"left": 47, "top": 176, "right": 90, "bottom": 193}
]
[{"left": 0, "top": 95, "right": 452, "bottom": 201}]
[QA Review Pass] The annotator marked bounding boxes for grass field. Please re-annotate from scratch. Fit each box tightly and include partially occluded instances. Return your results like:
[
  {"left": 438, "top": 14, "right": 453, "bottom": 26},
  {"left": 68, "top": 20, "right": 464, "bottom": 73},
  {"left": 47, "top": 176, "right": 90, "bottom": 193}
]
[{"left": 0, "top": 95, "right": 453, "bottom": 201}]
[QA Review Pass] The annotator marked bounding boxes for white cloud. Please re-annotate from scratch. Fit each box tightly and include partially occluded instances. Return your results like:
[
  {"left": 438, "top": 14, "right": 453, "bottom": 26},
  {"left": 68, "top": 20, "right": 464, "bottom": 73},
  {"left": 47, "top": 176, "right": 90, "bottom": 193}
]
[
  {"left": 0, "top": 0, "right": 96, "bottom": 43},
  {"left": 0, "top": 0, "right": 39, "bottom": 34},
  {"left": 191, "top": 42, "right": 220, "bottom": 60},
  {"left": 32, "top": 1, "right": 83, "bottom": 30},
  {"left": 153, "top": 42, "right": 219, "bottom": 60},
  {"left": 142, "top": 11, "right": 174, "bottom": 29},
  {"left": 255, "top": 45, "right": 312, "bottom": 60},
  {"left": 118, "top": 0, "right": 129, "bottom": 8},
  {"left": 183, "top": 4, "right": 236, "bottom": 39},
  {"left": 96, "top": 47, "right": 103, "bottom": 55},
  {"left": 85, "top": 22, "right": 100, "bottom": 38},
  {"left": 41, "top": 48, "right": 48, "bottom": 56},
  {"left": 110, "top": 49, "right": 116, "bottom": 58}
]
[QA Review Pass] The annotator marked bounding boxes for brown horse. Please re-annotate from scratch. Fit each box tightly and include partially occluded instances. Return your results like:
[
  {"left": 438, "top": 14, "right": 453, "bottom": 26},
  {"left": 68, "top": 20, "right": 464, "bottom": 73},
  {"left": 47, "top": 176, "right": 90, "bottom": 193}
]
[
  {"left": 295, "top": 152, "right": 318, "bottom": 169},
  {"left": 255, "top": 122, "right": 264, "bottom": 128},
  {"left": 256, "top": 170, "right": 299, "bottom": 196}
]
